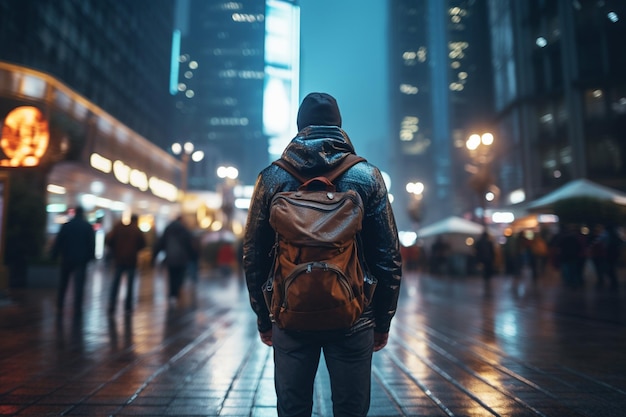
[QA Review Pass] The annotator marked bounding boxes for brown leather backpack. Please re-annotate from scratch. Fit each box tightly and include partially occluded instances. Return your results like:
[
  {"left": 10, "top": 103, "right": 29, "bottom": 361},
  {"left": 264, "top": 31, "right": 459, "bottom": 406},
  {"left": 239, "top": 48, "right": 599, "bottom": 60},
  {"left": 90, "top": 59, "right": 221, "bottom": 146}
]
[{"left": 262, "top": 154, "right": 376, "bottom": 331}]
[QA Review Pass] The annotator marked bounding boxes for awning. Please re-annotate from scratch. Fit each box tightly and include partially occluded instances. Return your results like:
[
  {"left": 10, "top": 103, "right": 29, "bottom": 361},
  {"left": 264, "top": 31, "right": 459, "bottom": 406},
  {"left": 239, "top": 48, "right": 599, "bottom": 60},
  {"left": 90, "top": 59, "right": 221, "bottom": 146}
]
[
  {"left": 526, "top": 179, "right": 626, "bottom": 212},
  {"left": 417, "top": 216, "right": 485, "bottom": 238}
]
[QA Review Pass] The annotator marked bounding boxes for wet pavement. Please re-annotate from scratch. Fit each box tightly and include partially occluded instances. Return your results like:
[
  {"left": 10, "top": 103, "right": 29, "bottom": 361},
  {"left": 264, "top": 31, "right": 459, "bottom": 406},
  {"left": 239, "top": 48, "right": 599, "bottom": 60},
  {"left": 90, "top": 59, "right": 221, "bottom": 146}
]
[{"left": 1, "top": 263, "right": 625, "bottom": 417}]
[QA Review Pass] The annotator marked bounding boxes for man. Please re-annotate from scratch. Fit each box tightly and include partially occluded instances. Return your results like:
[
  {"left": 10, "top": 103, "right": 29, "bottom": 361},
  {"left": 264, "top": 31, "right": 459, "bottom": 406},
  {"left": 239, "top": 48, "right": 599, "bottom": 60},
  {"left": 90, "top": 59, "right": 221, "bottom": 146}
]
[
  {"left": 474, "top": 230, "right": 495, "bottom": 280},
  {"left": 105, "top": 214, "right": 146, "bottom": 314},
  {"left": 51, "top": 206, "right": 96, "bottom": 316},
  {"left": 243, "top": 92, "right": 402, "bottom": 417},
  {"left": 153, "top": 215, "right": 196, "bottom": 304}
]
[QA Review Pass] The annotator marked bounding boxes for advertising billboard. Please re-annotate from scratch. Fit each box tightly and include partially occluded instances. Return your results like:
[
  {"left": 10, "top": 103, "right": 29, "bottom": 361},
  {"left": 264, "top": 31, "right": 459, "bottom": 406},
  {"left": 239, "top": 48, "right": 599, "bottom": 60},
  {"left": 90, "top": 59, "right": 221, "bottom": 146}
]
[{"left": 263, "top": 0, "right": 300, "bottom": 160}]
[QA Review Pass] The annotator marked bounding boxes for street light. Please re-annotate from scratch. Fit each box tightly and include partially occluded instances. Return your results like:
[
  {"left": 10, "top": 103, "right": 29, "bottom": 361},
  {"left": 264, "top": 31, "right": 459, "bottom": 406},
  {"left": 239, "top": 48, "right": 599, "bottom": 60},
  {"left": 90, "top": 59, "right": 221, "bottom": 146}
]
[
  {"left": 216, "top": 165, "right": 239, "bottom": 180},
  {"left": 171, "top": 141, "right": 204, "bottom": 193},
  {"left": 217, "top": 165, "right": 239, "bottom": 232},
  {"left": 406, "top": 181, "right": 425, "bottom": 224},
  {"left": 465, "top": 132, "right": 495, "bottom": 224}
]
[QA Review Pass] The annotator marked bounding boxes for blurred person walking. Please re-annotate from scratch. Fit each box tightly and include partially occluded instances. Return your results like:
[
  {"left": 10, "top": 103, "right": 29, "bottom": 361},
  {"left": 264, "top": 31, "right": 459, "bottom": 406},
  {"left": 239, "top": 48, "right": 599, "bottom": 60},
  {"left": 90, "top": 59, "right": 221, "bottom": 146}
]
[
  {"left": 530, "top": 231, "right": 549, "bottom": 278},
  {"left": 554, "top": 224, "right": 586, "bottom": 288},
  {"left": 474, "top": 230, "right": 496, "bottom": 280},
  {"left": 153, "top": 216, "right": 196, "bottom": 304},
  {"left": 601, "top": 224, "right": 624, "bottom": 289},
  {"left": 50, "top": 206, "right": 96, "bottom": 316},
  {"left": 430, "top": 236, "right": 450, "bottom": 275},
  {"left": 588, "top": 224, "right": 607, "bottom": 288},
  {"left": 105, "top": 214, "right": 146, "bottom": 314},
  {"left": 243, "top": 92, "right": 402, "bottom": 417}
]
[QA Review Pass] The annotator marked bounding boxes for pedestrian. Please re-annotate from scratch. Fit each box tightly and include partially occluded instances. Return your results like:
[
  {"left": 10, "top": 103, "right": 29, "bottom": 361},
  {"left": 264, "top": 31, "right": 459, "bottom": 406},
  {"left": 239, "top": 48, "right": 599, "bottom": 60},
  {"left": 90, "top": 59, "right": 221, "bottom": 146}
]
[
  {"left": 215, "top": 241, "right": 236, "bottom": 277},
  {"left": 517, "top": 231, "right": 536, "bottom": 278},
  {"left": 601, "top": 224, "right": 623, "bottom": 289},
  {"left": 588, "top": 224, "right": 607, "bottom": 288},
  {"left": 153, "top": 215, "right": 196, "bottom": 304},
  {"left": 50, "top": 206, "right": 96, "bottom": 316},
  {"left": 554, "top": 223, "right": 586, "bottom": 288},
  {"left": 105, "top": 214, "right": 146, "bottom": 315},
  {"left": 474, "top": 230, "right": 495, "bottom": 280},
  {"left": 430, "top": 236, "right": 450, "bottom": 275},
  {"left": 530, "top": 230, "right": 549, "bottom": 278},
  {"left": 242, "top": 92, "right": 402, "bottom": 417}
]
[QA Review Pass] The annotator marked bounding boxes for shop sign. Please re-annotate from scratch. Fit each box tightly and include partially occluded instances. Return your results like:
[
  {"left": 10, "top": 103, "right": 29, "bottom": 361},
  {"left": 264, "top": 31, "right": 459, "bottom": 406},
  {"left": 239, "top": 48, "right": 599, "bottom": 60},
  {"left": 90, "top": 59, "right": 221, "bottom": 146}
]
[{"left": 0, "top": 106, "right": 49, "bottom": 167}]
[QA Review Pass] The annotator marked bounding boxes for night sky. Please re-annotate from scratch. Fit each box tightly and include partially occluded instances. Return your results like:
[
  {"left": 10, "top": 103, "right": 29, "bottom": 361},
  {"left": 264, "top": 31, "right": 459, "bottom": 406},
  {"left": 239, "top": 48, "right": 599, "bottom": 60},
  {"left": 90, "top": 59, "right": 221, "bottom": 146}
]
[{"left": 299, "top": 1, "right": 391, "bottom": 169}]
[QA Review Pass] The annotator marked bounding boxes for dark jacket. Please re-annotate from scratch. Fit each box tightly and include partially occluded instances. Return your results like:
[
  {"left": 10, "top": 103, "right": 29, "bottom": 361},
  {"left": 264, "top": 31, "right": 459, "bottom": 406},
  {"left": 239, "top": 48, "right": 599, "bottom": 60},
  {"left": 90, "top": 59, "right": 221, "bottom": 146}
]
[
  {"left": 243, "top": 125, "right": 402, "bottom": 334},
  {"left": 154, "top": 219, "right": 195, "bottom": 267},
  {"left": 105, "top": 220, "right": 146, "bottom": 267},
  {"left": 51, "top": 214, "right": 96, "bottom": 265}
]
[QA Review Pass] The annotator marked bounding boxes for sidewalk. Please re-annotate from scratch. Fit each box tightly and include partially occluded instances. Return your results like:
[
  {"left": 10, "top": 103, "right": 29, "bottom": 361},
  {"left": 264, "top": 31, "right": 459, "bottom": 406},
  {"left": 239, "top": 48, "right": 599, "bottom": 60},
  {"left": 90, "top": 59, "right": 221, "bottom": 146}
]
[{"left": 1, "top": 263, "right": 626, "bottom": 416}]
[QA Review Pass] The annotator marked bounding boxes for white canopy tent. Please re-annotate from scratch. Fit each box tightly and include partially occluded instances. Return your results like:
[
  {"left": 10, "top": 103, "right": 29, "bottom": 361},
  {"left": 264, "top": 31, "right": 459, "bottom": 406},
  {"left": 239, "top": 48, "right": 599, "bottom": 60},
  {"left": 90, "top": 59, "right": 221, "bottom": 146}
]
[
  {"left": 526, "top": 179, "right": 626, "bottom": 212},
  {"left": 417, "top": 216, "right": 485, "bottom": 238}
]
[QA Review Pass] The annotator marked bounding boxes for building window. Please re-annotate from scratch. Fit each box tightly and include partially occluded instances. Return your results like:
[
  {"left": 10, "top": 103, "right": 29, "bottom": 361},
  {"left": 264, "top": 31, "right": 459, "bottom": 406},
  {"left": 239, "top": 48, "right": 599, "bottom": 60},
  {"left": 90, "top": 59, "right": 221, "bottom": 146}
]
[{"left": 584, "top": 89, "right": 607, "bottom": 119}]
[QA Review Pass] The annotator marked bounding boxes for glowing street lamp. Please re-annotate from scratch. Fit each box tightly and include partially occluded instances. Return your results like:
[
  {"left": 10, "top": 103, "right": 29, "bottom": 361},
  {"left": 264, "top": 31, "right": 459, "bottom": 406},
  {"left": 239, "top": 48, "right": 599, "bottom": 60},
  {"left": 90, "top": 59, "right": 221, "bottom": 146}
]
[
  {"left": 216, "top": 165, "right": 239, "bottom": 180},
  {"left": 217, "top": 165, "right": 239, "bottom": 232},
  {"left": 465, "top": 132, "right": 495, "bottom": 224},
  {"left": 406, "top": 181, "right": 425, "bottom": 224},
  {"left": 171, "top": 141, "right": 204, "bottom": 193}
]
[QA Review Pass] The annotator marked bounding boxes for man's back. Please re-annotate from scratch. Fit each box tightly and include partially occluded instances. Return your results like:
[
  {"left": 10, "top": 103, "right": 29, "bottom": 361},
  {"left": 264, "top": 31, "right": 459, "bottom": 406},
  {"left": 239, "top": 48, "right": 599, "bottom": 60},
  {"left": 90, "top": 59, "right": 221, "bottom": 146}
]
[
  {"left": 243, "top": 92, "right": 402, "bottom": 417},
  {"left": 53, "top": 215, "right": 95, "bottom": 265},
  {"left": 107, "top": 221, "right": 146, "bottom": 267}
]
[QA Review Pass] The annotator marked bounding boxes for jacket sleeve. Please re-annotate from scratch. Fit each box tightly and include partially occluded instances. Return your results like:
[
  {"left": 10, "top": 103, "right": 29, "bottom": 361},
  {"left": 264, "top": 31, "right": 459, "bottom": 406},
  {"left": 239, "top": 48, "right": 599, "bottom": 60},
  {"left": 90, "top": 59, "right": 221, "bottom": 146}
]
[
  {"left": 357, "top": 164, "right": 402, "bottom": 333},
  {"left": 242, "top": 171, "right": 279, "bottom": 333}
]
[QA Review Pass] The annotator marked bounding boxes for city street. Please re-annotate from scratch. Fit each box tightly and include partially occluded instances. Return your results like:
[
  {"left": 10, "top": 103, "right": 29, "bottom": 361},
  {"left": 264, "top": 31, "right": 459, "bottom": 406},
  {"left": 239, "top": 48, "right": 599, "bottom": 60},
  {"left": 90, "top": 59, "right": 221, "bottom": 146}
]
[{"left": 1, "top": 263, "right": 625, "bottom": 416}]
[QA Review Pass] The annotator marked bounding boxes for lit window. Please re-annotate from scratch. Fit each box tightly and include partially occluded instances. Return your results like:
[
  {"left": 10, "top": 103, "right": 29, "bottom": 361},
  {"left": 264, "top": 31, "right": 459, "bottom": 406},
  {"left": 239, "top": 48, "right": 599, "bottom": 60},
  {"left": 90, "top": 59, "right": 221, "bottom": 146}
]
[
  {"left": 417, "top": 47, "right": 427, "bottom": 62},
  {"left": 400, "top": 84, "right": 418, "bottom": 95}
]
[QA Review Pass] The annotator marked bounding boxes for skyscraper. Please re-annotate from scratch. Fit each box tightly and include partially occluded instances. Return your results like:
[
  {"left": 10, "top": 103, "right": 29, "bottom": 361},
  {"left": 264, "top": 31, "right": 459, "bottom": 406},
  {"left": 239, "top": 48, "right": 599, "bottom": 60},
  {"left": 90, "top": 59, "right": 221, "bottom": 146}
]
[
  {"left": 0, "top": 1, "right": 182, "bottom": 286},
  {"left": 389, "top": 0, "right": 494, "bottom": 230},
  {"left": 488, "top": 0, "right": 626, "bottom": 203},
  {"left": 173, "top": 0, "right": 300, "bottom": 192},
  {"left": 0, "top": 0, "right": 175, "bottom": 148}
]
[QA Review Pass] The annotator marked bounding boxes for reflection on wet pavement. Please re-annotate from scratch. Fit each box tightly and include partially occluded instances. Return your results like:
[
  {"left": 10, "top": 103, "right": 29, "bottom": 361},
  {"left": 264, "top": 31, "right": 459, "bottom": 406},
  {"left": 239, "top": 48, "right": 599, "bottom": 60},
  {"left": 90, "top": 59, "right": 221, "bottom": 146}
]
[{"left": 0, "top": 263, "right": 625, "bottom": 416}]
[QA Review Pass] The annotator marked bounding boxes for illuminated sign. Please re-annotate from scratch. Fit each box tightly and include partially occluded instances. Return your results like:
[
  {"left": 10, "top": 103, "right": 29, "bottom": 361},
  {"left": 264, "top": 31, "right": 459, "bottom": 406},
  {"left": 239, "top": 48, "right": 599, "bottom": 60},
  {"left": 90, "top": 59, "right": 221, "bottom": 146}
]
[
  {"left": 264, "top": 0, "right": 300, "bottom": 160},
  {"left": 90, "top": 153, "right": 178, "bottom": 202},
  {"left": 0, "top": 106, "right": 49, "bottom": 167}
]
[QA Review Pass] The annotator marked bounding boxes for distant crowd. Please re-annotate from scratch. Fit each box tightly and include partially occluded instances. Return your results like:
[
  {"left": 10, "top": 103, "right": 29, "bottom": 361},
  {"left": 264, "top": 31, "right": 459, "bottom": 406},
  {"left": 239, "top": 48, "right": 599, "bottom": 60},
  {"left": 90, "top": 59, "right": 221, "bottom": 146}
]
[{"left": 402, "top": 223, "right": 625, "bottom": 289}]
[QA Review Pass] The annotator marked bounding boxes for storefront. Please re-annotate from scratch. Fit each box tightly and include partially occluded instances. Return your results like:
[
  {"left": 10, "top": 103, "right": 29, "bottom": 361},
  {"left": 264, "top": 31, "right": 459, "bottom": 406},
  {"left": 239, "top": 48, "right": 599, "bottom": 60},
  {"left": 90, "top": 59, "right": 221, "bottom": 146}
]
[{"left": 0, "top": 61, "right": 182, "bottom": 287}]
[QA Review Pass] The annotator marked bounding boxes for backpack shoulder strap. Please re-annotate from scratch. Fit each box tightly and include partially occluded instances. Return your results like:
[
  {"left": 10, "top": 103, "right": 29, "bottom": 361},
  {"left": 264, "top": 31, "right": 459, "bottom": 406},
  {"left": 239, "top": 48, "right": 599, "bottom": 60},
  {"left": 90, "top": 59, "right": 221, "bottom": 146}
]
[
  {"left": 326, "top": 154, "right": 367, "bottom": 182},
  {"left": 272, "top": 158, "right": 307, "bottom": 183},
  {"left": 272, "top": 154, "right": 366, "bottom": 184}
]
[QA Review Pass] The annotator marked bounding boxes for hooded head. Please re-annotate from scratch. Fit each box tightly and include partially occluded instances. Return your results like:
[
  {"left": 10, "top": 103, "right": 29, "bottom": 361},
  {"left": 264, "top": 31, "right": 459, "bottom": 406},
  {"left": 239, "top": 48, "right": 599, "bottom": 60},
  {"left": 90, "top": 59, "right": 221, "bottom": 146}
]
[{"left": 296, "top": 92, "right": 342, "bottom": 131}]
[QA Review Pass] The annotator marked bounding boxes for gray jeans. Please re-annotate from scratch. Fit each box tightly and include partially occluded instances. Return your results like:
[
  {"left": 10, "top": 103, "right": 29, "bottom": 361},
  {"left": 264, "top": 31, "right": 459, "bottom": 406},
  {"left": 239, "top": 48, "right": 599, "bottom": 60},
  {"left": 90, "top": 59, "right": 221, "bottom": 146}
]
[{"left": 272, "top": 325, "right": 374, "bottom": 417}]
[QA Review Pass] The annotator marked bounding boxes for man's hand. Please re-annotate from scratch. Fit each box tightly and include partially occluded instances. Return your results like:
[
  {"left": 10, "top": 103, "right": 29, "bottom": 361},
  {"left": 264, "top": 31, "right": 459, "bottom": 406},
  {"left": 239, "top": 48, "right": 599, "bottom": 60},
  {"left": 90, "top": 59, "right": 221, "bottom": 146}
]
[
  {"left": 259, "top": 329, "right": 273, "bottom": 346},
  {"left": 373, "top": 332, "right": 388, "bottom": 352}
]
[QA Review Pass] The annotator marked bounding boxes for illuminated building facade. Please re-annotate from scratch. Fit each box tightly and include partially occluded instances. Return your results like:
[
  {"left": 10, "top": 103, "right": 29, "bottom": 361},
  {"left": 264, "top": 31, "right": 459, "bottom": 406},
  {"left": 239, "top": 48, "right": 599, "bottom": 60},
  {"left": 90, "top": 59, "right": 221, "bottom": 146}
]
[
  {"left": 389, "top": 0, "right": 494, "bottom": 230},
  {"left": 172, "top": 0, "right": 300, "bottom": 191},
  {"left": 488, "top": 0, "right": 626, "bottom": 204},
  {"left": 0, "top": 1, "right": 180, "bottom": 286}
]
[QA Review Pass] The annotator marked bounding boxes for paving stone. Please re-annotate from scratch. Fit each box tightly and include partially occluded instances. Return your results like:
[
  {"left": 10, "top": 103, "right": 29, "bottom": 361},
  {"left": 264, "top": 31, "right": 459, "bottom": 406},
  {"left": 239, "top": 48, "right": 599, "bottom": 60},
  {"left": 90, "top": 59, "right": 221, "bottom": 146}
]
[{"left": 1, "top": 264, "right": 625, "bottom": 416}]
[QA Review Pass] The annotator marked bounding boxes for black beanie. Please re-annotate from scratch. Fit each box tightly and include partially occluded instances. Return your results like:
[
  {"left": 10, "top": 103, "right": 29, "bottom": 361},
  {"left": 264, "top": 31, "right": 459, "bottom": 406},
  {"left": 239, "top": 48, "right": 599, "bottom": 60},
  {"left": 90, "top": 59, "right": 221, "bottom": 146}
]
[{"left": 296, "top": 92, "right": 342, "bottom": 131}]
